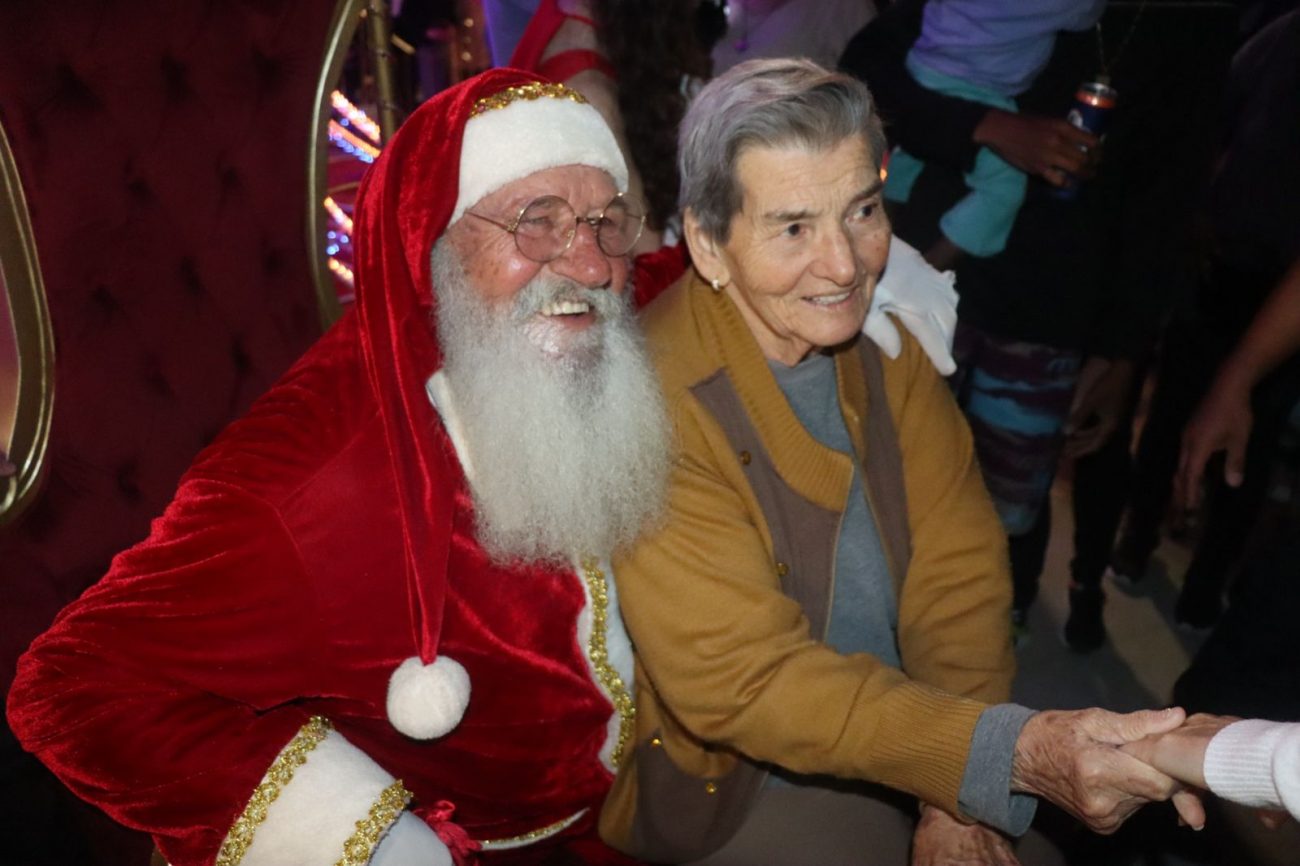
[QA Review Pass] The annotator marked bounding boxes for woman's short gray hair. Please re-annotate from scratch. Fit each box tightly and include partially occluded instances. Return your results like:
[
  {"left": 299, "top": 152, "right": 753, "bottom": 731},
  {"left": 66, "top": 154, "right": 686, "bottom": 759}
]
[{"left": 679, "top": 58, "right": 886, "bottom": 243}]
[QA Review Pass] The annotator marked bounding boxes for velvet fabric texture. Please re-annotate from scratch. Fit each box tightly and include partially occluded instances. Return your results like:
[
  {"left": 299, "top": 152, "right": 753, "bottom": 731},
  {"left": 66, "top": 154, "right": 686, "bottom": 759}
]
[{"left": 7, "top": 70, "right": 644, "bottom": 866}]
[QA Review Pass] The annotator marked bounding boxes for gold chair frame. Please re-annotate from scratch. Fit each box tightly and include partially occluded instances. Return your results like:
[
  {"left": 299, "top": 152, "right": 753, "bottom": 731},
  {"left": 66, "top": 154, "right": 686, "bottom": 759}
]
[
  {"left": 306, "top": 0, "right": 400, "bottom": 330},
  {"left": 0, "top": 118, "right": 55, "bottom": 527}
]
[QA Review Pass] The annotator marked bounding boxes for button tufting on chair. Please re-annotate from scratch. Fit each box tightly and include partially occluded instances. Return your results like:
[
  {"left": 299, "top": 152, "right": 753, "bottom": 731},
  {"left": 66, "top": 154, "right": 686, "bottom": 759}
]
[
  {"left": 178, "top": 257, "right": 204, "bottom": 297},
  {"left": 2, "top": 2, "right": 342, "bottom": 860},
  {"left": 115, "top": 460, "right": 143, "bottom": 505},
  {"left": 91, "top": 285, "right": 123, "bottom": 316},
  {"left": 52, "top": 63, "right": 101, "bottom": 112},
  {"left": 250, "top": 48, "right": 284, "bottom": 93},
  {"left": 217, "top": 163, "right": 241, "bottom": 195},
  {"left": 159, "top": 56, "right": 192, "bottom": 103}
]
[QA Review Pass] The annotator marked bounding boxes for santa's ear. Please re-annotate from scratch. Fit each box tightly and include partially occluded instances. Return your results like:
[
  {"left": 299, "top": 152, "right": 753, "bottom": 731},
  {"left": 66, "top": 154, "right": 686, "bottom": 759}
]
[{"left": 684, "top": 209, "right": 731, "bottom": 290}]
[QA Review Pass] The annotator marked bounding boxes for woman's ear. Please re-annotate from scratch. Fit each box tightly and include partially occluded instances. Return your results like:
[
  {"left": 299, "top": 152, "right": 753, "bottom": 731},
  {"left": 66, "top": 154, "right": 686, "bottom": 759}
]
[{"left": 683, "top": 208, "right": 730, "bottom": 289}]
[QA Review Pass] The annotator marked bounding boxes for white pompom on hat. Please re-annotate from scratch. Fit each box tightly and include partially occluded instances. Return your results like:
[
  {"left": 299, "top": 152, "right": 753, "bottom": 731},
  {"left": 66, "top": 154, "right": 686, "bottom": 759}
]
[{"left": 386, "top": 655, "right": 471, "bottom": 740}]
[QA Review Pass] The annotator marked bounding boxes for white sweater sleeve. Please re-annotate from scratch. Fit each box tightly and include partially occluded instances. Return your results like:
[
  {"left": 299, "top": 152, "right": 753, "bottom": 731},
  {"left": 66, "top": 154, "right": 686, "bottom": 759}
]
[{"left": 1204, "top": 719, "right": 1300, "bottom": 819}]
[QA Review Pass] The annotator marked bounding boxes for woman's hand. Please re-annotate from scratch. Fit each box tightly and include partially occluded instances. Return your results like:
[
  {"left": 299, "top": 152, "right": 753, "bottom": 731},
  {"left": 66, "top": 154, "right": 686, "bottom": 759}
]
[{"left": 911, "top": 804, "right": 1019, "bottom": 866}]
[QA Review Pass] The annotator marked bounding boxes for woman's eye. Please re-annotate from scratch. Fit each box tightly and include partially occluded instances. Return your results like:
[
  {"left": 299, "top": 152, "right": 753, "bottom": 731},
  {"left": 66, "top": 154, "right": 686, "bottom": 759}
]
[
  {"left": 854, "top": 202, "right": 878, "bottom": 221},
  {"left": 783, "top": 223, "right": 804, "bottom": 238}
]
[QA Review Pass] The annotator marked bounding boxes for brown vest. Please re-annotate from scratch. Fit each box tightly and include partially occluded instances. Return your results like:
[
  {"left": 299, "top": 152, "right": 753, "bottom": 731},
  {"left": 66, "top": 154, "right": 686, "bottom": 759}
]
[{"left": 625, "top": 340, "right": 913, "bottom": 862}]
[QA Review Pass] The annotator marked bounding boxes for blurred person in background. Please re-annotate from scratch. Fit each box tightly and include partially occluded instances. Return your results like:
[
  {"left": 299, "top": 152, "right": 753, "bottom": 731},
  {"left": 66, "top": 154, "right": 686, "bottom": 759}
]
[
  {"left": 843, "top": 0, "right": 1230, "bottom": 650},
  {"left": 1106, "top": 4, "right": 1300, "bottom": 633}
]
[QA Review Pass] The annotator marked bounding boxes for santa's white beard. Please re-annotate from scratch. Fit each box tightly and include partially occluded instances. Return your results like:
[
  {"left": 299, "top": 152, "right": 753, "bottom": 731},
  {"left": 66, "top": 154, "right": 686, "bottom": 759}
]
[{"left": 432, "top": 240, "right": 672, "bottom": 566}]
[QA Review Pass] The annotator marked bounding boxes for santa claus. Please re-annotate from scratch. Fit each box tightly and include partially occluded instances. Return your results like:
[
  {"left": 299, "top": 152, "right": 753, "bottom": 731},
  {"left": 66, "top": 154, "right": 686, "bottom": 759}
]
[{"left": 8, "top": 69, "right": 670, "bottom": 866}]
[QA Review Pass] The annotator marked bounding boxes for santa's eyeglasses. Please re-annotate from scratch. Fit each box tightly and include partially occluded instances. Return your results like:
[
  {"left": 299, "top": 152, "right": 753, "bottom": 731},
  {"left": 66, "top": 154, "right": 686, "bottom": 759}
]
[{"left": 467, "top": 192, "right": 646, "bottom": 263}]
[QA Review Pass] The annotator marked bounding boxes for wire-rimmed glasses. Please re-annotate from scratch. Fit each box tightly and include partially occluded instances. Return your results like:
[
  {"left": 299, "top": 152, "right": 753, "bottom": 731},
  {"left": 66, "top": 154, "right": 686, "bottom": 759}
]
[{"left": 467, "top": 192, "right": 647, "bottom": 262}]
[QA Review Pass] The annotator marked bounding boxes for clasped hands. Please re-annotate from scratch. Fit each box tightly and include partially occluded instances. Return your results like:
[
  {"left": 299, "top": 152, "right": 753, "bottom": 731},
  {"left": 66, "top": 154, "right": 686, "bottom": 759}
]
[
  {"left": 914, "top": 707, "right": 1212, "bottom": 866},
  {"left": 1012, "top": 707, "right": 1205, "bottom": 833}
]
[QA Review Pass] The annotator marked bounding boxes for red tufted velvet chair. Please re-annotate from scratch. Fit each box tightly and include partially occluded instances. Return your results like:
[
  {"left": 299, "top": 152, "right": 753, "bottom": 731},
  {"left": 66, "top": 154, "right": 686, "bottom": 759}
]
[{"left": 0, "top": 3, "right": 348, "bottom": 862}]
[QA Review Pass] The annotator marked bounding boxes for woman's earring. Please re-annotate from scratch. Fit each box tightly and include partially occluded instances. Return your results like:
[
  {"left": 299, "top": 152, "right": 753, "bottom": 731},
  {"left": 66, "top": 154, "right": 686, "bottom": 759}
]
[{"left": 710, "top": 277, "right": 722, "bottom": 293}]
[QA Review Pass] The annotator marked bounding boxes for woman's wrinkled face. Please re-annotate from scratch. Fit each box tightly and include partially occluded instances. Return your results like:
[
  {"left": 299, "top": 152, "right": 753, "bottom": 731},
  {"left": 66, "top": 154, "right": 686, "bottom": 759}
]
[{"left": 698, "top": 136, "right": 890, "bottom": 366}]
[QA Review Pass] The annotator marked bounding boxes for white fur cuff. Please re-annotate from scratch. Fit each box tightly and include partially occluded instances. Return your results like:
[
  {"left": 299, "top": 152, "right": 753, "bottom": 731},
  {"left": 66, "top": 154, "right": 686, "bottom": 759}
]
[{"left": 224, "top": 720, "right": 409, "bottom": 866}]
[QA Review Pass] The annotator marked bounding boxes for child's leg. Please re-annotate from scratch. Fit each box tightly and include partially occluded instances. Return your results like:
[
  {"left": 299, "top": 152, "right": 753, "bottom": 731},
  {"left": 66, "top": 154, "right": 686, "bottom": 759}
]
[{"left": 937, "top": 146, "right": 1028, "bottom": 258}]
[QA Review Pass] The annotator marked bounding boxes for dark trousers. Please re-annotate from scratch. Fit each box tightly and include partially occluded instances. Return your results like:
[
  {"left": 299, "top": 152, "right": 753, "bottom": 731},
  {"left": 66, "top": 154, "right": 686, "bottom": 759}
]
[
  {"left": 1069, "top": 365, "right": 1148, "bottom": 589},
  {"left": 1114, "top": 311, "right": 1230, "bottom": 572}
]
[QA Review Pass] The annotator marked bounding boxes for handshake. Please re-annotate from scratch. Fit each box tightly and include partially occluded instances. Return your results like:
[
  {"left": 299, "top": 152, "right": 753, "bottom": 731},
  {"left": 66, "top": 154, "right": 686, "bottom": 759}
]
[
  {"left": 1011, "top": 707, "right": 1296, "bottom": 834},
  {"left": 1011, "top": 706, "right": 1203, "bottom": 836},
  {"left": 913, "top": 706, "right": 1300, "bottom": 866}
]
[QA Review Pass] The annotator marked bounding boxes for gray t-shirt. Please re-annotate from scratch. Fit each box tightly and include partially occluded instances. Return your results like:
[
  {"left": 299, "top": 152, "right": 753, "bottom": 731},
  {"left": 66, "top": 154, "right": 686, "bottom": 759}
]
[
  {"left": 768, "top": 351, "right": 1036, "bottom": 835},
  {"left": 771, "top": 352, "right": 900, "bottom": 665}
]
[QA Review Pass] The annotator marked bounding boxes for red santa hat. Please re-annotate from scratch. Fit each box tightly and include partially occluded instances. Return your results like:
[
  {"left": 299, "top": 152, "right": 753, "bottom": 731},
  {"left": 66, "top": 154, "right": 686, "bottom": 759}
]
[{"left": 349, "top": 69, "right": 628, "bottom": 740}]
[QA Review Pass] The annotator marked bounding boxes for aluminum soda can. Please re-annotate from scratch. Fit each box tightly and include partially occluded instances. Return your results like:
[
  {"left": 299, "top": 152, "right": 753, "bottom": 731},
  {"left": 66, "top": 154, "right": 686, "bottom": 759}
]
[{"left": 1052, "top": 80, "right": 1119, "bottom": 200}]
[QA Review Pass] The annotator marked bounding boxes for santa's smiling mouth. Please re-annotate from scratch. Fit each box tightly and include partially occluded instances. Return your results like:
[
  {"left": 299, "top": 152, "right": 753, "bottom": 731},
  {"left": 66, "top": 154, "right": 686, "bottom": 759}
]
[
  {"left": 540, "top": 299, "right": 593, "bottom": 316},
  {"left": 522, "top": 296, "right": 603, "bottom": 358}
]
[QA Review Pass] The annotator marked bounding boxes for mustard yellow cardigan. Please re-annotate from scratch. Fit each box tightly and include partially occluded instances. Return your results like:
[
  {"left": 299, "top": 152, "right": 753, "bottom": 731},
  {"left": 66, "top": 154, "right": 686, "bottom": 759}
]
[{"left": 601, "top": 273, "right": 1016, "bottom": 858}]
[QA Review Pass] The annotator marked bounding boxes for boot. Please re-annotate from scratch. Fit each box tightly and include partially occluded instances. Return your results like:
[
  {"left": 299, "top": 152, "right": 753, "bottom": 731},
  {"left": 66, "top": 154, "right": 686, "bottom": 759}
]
[{"left": 1063, "top": 583, "right": 1106, "bottom": 652}]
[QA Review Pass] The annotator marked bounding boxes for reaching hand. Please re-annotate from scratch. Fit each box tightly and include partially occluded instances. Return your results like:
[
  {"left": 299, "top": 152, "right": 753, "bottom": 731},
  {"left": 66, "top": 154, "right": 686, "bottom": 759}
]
[
  {"left": 1062, "top": 357, "right": 1135, "bottom": 459},
  {"left": 911, "top": 804, "right": 1020, "bottom": 866},
  {"left": 972, "top": 109, "right": 1099, "bottom": 187},
  {"left": 1176, "top": 377, "right": 1252, "bottom": 509},
  {"left": 1011, "top": 707, "right": 1202, "bottom": 834},
  {"left": 1121, "top": 713, "right": 1239, "bottom": 792}
]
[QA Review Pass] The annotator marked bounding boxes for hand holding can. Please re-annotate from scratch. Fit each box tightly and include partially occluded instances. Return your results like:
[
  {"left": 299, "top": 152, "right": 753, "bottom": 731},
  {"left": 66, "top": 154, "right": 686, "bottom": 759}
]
[{"left": 1052, "top": 81, "right": 1118, "bottom": 199}]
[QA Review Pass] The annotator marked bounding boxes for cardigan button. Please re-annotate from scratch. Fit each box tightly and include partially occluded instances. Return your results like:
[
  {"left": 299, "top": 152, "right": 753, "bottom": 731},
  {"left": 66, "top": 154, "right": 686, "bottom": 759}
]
[
  {"left": 650, "top": 737, "right": 662, "bottom": 747},
  {"left": 739, "top": 450, "right": 752, "bottom": 465},
  {"left": 704, "top": 782, "right": 718, "bottom": 795},
  {"left": 775, "top": 562, "right": 789, "bottom": 577}
]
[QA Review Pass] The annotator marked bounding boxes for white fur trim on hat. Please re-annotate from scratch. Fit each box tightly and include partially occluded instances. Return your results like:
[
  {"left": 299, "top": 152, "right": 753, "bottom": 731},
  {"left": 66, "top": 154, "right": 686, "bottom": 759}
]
[
  {"left": 452, "top": 96, "right": 629, "bottom": 224},
  {"left": 387, "top": 655, "right": 471, "bottom": 740}
]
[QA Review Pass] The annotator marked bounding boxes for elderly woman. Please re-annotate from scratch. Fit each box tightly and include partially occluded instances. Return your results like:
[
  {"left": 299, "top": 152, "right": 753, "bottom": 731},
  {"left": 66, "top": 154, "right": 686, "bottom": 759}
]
[{"left": 598, "top": 59, "right": 1194, "bottom": 866}]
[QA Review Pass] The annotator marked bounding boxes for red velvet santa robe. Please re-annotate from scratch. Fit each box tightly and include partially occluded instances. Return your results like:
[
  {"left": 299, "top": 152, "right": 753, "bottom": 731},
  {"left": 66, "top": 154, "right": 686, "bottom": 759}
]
[
  {"left": 7, "top": 310, "right": 639, "bottom": 865},
  {"left": 7, "top": 69, "right": 671, "bottom": 866}
]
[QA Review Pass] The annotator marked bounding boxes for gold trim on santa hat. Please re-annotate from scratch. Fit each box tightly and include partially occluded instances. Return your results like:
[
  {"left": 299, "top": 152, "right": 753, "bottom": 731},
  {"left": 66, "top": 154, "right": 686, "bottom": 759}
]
[{"left": 470, "top": 82, "right": 589, "bottom": 117}]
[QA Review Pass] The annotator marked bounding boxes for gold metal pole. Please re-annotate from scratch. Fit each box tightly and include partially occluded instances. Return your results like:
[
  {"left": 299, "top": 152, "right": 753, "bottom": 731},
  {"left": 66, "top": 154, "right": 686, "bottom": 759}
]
[
  {"left": 366, "top": 0, "right": 400, "bottom": 142},
  {"left": 0, "top": 119, "right": 55, "bottom": 527}
]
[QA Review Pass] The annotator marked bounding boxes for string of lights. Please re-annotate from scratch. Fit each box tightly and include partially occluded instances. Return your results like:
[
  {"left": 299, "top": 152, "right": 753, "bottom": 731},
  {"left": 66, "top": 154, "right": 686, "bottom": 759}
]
[
  {"left": 330, "top": 90, "right": 382, "bottom": 145},
  {"left": 328, "top": 120, "right": 381, "bottom": 163}
]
